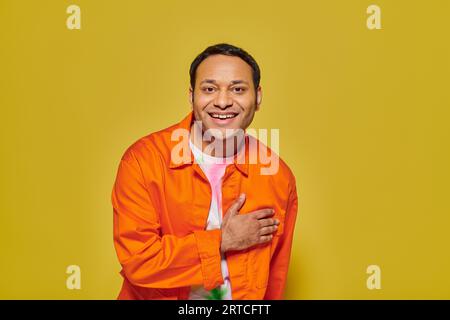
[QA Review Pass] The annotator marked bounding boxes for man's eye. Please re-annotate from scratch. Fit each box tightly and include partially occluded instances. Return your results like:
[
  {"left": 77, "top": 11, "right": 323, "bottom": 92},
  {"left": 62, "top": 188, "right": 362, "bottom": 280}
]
[
  {"left": 202, "top": 87, "right": 215, "bottom": 93},
  {"left": 232, "top": 87, "right": 246, "bottom": 93}
]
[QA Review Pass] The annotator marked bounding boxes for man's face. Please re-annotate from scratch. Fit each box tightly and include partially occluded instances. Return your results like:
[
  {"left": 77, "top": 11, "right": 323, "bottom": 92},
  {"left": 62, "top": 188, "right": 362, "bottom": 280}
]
[{"left": 189, "top": 54, "right": 262, "bottom": 139}]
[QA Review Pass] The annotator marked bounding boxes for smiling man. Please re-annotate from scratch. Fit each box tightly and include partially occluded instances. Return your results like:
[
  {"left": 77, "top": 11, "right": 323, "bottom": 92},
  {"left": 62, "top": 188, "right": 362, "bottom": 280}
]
[{"left": 112, "top": 43, "right": 299, "bottom": 300}]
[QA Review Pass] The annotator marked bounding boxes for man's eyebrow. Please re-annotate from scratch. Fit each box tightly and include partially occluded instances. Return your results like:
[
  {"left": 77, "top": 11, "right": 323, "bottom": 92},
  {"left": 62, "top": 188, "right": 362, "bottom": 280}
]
[
  {"left": 230, "top": 80, "right": 249, "bottom": 85},
  {"left": 199, "top": 79, "right": 250, "bottom": 85},
  {"left": 200, "top": 79, "right": 217, "bottom": 84}
]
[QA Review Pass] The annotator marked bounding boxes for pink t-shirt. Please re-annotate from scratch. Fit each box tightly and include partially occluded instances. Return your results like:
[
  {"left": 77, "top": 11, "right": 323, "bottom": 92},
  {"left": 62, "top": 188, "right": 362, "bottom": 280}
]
[{"left": 188, "top": 138, "right": 233, "bottom": 300}]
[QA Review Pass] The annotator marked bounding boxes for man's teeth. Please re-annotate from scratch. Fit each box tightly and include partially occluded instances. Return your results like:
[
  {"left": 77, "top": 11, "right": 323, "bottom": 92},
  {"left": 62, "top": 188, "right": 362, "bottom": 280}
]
[{"left": 210, "top": 113, "right": 237, "bottom": 119}]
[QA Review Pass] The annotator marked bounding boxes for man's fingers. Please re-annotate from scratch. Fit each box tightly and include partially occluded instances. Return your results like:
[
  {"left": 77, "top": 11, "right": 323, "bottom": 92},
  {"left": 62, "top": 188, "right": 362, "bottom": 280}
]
[
  {"left": 258, "top": 234, "right": 273, "bottom": 244},
  {"left": 251, "top": 208, "right": 275, "bottom": 220},
  {"left": 259, "top": 225, "right": 278, "bottom": 235},
  {"left": 259, "top": 217, "right": 279, "bottom": 228}
]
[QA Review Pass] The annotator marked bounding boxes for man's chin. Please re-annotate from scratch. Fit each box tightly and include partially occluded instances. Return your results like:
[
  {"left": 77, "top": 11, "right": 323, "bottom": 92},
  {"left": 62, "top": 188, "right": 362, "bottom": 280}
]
[{"left": 204, "top": 127, "right": 244, "bottom": 140}]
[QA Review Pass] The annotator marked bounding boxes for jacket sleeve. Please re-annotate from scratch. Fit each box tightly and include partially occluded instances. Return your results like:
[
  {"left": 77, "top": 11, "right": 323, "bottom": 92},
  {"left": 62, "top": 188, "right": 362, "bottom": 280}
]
[
  {"left": 264, "top": 179, "right": 299, "bottom": 299},
  {"left": 112, "top": 148, "right": 224, "bottom": 290}
]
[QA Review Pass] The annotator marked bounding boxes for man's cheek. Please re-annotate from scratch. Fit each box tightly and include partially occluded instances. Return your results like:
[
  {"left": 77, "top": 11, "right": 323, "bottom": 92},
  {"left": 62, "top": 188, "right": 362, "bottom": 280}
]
[{"left": 196, "top": 98, "right": 213, "bottom": 110}]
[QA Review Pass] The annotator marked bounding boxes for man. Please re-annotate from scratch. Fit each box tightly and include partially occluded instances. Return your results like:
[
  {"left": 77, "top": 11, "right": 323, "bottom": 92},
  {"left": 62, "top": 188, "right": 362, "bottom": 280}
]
[{"left": 112, "top": 43, "right": 299, "bottom": 300}]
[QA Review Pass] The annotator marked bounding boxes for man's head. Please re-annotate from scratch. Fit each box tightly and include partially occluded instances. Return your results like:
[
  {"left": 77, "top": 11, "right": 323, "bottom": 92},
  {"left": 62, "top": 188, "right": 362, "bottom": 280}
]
[{"left": 189, "top": 43, "right": 262, "bottom": 139}]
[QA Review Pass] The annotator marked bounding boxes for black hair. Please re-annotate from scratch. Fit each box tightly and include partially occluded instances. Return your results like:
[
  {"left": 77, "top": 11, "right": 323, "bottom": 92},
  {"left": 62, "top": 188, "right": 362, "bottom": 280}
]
[{"left": 189, "top": 43, "right": 261, "bottom": 92}]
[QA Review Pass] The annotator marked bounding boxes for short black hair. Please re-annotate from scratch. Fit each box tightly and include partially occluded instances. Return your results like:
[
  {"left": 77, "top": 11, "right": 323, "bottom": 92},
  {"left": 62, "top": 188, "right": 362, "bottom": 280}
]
[{"left": 189, "top": 43, "right": 261, "bottom": 91}]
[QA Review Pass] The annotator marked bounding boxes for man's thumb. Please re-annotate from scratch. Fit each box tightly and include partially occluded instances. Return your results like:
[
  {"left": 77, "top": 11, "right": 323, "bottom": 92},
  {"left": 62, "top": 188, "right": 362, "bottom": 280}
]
[{"left": 227, "top": 193, "right": 246, "bottom": 217}]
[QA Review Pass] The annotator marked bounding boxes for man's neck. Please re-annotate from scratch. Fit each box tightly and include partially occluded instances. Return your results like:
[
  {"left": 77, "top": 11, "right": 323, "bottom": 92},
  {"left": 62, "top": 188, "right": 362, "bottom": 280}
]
[{"left": 189, "top": 123, "right": 245, "bottom": 158}]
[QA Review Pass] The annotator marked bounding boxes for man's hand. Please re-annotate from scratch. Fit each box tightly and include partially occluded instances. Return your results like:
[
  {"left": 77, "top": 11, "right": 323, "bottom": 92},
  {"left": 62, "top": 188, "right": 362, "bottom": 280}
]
[{"left": 220, "top": 193, "right": 279, "bottom": 254}]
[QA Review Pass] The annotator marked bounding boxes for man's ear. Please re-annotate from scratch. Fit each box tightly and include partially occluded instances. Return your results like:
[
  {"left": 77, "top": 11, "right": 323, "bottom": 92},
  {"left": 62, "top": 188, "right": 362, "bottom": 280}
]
[
  {"left": 255, "top": 86, "right": 262, "bottom": 111},
  {"left": 189, "top": 86, "right": 194, "bottom": 108}
]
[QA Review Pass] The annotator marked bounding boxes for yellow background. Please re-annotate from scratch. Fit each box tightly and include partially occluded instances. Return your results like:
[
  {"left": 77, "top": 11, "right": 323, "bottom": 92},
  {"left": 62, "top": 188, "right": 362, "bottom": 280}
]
[{"left": 0, "top": 0, "right": 448, "bottom": 299}]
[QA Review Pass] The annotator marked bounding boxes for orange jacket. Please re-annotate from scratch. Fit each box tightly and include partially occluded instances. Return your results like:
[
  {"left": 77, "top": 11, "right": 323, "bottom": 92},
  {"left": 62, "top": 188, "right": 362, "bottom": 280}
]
[{"left": 112, "top": 111, "right": 299, "bottom": 299}]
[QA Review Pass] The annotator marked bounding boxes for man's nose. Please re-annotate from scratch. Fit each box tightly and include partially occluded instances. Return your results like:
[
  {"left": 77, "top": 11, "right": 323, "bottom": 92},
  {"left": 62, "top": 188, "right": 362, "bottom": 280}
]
[{"left": 213, "top": 90, "right": 233, "bottom": 109}]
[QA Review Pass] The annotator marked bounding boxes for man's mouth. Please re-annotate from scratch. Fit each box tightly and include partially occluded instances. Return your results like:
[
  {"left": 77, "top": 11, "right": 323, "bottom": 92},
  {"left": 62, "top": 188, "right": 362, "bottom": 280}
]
[{"left": 208, "top": 112, "right": 239, "bottom": 120}]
